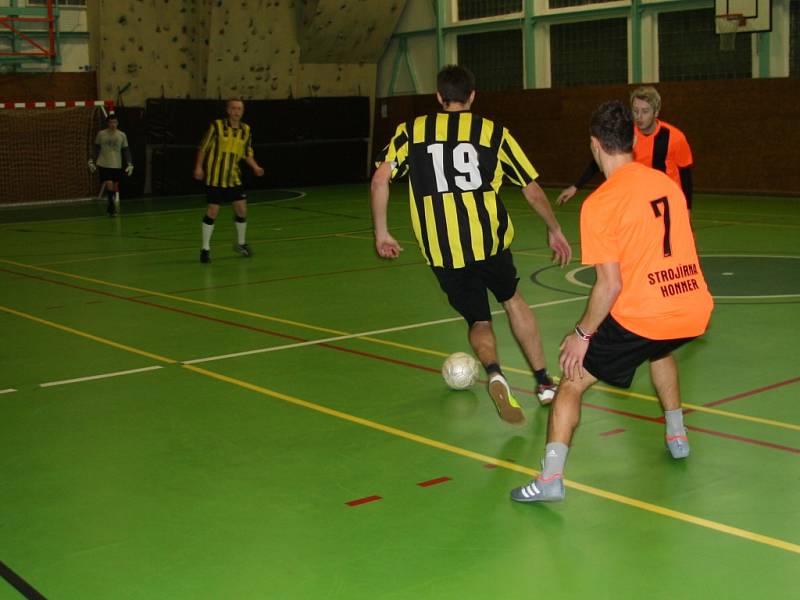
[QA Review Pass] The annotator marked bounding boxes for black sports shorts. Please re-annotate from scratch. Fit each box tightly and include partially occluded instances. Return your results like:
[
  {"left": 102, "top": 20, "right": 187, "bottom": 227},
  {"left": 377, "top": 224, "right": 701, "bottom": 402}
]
[
  {"left": 98, "top": 167, "right": 122, "bottom": 183},
  {"left": 431, "top": 249, "right": 519, "bottom": 326},
  {"left": 583, "top": 314, "right": 696, "bottom": 389},
  {"left": 206, "top": 185, "right": 246, "bottom": 205}
]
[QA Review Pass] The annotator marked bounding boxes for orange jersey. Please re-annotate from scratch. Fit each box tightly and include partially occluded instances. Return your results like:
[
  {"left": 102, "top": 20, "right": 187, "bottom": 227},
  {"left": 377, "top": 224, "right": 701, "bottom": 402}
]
[
  {"left": 580, "top": 162, "right": 712, "bottom": 339},
  {"left": 634, "top": 120, "right": 692, "bottom": 189}
]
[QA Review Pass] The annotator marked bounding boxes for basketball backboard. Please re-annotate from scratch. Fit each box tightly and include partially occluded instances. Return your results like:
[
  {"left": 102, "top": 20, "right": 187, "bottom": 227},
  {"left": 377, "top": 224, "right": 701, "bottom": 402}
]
[{"left": 715, "top": 0, "right": 772, "bottom": 33}]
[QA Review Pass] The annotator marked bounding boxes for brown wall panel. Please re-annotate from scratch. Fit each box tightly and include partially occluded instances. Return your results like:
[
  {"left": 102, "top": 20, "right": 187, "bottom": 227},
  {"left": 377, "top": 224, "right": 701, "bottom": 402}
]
[
  {"left": 0, "top": 72, "right": 97, "bottom": 103},
  {"left": 374, "top": 78, "right": 800, "bottom": 195}
]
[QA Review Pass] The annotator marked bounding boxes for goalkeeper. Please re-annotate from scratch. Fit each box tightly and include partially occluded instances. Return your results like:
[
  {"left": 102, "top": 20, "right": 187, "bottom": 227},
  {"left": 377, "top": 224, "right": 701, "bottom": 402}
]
[{"left": 88, "top": 112, "right": 133, "bottom": 216}]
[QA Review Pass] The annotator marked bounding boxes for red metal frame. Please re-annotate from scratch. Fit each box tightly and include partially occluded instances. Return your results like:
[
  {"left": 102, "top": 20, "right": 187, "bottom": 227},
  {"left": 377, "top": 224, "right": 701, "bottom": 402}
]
[{"left": 0, "top": 1, "right": 56, "bottom": 58}]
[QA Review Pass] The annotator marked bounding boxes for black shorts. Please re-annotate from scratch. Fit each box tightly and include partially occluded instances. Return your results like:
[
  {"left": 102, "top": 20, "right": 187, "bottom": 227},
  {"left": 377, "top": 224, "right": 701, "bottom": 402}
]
[
  {"left": 431, "top": 249, "right": 519, "bottom": 326},
  {"left": 583, "top": 315, "right": 696, "bottom": 389},
  {"left": 98, "top": 167, "right": 122, "bottom": 183},
  {"left": 206, "top": 185, "right": 246, "bottom": 205}
]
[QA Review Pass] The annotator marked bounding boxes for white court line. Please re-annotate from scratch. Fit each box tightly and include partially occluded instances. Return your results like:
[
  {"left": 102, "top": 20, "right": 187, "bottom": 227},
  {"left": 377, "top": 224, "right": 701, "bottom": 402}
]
[
  {"left": 39, "top": 366, "right": 164, "bottom": 388},
  {"left": 182, "top": 296, "right": 588, "bottom": 365},
  {"left": 0, "top": 388, "right": 17, "bottom": 394}
]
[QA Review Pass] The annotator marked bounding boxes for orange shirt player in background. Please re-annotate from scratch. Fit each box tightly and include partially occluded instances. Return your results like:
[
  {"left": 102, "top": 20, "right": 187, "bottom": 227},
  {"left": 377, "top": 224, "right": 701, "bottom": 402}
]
[
  {"left": 510, "top": 100, "right": 713, "bottom": 504},
  {"left": 557, "top": 86, "right": 695, "bottom": 209}
]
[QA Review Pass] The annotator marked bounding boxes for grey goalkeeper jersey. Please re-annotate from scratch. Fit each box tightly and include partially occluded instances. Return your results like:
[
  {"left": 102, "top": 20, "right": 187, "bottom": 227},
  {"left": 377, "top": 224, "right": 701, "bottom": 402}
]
[{"left": 95, "top": 129, "right": 129, "bottom": 169}]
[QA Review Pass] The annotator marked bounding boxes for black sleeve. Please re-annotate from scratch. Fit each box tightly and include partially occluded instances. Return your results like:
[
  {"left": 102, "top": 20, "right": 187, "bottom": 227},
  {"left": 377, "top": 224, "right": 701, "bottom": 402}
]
[
  {"left": 574, "top": 160, "right": 601, "bottom": 189},
  {"left": 679, "top": 166, "right": 693, "bottom": 210},
  {"left": 123, "top": 146, "right": 132, "bottom": 166}
]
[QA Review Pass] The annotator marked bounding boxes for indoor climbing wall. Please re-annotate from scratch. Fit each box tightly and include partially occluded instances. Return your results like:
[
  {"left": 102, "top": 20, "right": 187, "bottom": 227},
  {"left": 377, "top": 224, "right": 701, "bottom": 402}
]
[
  {"left": 96, "top": 0, "right": 211, "bottom": 105},
  {"left": 94, "top": 0, "right": 406, "bottom": 105}
]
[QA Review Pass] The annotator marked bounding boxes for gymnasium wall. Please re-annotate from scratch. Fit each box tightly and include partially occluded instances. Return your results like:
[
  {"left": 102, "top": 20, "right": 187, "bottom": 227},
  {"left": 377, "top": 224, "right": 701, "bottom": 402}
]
[
  {"left": 93, "top": 0, "right": 405, "bottom": 106},
  {"left": 373, "top": 78, "right": 800, "bottom": 195},
  {"left": 0, "top": 72, "right": 97, "bottom": 103}
]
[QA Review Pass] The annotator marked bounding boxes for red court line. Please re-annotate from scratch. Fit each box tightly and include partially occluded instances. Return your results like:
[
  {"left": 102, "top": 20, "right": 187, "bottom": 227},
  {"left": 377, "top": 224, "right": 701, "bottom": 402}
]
[
  {"left": 163, "top": 261, "right": 423, "bottom": 295},
  {"left": 600, "top": 428, "right": 626, "bottom": 436},
  {"left": 6, "top": 267, "right": 798, "bottom": 456},
  {"left": 346, "top": 495, "right": 381, "bottom": 507},
  {"left": 703, "top": 376, "right": 800, "bottom": 408},
  {"left": 584, "top": 403, "right": 800, "bottom": 454},
  {"left": 418, "top": 476, "right": 452, "bottom": 487}
]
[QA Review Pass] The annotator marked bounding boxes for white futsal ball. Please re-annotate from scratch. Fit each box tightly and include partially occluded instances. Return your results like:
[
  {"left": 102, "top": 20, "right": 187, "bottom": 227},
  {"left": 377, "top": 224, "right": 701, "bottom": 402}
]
[{"left": 442, "top": 352, "right": 480, "bottom": 390}]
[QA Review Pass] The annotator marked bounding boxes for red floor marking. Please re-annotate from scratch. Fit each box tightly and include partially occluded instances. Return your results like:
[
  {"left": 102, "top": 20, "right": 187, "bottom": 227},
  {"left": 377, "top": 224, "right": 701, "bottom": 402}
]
[
  {"left": 418, "top": 476, "right": 451, "bottom": 487},
  {"left": 703, "top": 376, "right": 800, "bottom": 408},
  {"left": 600, "top": 428, "right": 626, "bottom": 436},
  {"left": 687, "top": 425, "right": 800, "bottom": 454},
  {"left": 584, "top": 402, "right": 800, "bottom": 454},
  {"left": 8, "top": 267, "right": 797, "bottom": 456},
  {"left": 346, "top": 495, "right": 382, "bottom": 507}
]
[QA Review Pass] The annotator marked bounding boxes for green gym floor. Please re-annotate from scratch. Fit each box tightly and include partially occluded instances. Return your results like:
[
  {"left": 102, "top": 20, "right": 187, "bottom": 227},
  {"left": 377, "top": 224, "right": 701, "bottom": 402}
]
[{"left": 0, "top": 185, "right": 798, "bottom": 599}]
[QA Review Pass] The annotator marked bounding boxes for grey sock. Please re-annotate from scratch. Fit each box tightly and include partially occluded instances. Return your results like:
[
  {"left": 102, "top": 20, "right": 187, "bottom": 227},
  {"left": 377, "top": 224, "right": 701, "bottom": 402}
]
[
  {"left": 664, "top": 408, "right": 685, "bottom": 437},
  {"left": 541, "top": 442, "right": 569, "bottom": 480}
]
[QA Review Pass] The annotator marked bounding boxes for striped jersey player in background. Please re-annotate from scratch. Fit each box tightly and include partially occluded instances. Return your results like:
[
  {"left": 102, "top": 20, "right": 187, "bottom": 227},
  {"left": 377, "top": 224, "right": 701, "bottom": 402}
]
[
  {"left": 371, "top": 65, "right": 572, "bottom": 425},
  {"left": 193, "top": 98, "right": 264, "bottom": 264}
]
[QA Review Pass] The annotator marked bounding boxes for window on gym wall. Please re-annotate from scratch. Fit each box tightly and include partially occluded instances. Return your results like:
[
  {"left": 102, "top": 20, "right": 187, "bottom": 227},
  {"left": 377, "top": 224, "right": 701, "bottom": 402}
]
[
  {"left": 457, "top": 0, "right": 521, "bottom": 21},
  {"left": 659, "top": 8, "right": 751, "bottom": 81},
  {"left": 457, "top": 29, "right": 523, "bottom": 91},
  {"left": 548, "top": 0, "right": 619, "bottom": 9},
  {"left": 28, "top": 0, "right": 87, "bottom": 5},
  {"left": 791, "top": 0, "right": 800, "bottom": 77},
  {"left": 550, "top": 18, "right": 627, "bottom": 87}
]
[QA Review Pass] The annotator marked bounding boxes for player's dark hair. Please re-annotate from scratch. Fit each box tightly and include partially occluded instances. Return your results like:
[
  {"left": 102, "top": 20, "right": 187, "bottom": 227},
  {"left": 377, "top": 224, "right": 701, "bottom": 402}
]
[
  {"left": 437, "top": 65, "right": 475, "bottom": 105},
  {"left": 106, "top": 112, "right": 118, "bottom": 123},
  {"left": 590, "top": 100, "right": 634, "bottom": 154}
]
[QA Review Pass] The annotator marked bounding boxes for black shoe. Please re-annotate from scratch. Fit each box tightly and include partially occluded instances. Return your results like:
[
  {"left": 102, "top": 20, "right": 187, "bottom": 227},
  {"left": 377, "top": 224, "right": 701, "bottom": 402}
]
[
  {"left": 200, "top": 249, "right": 211, "bottom": 263},
  {"left": 233, "top": 243, "right": 252, "bottom": 257}
]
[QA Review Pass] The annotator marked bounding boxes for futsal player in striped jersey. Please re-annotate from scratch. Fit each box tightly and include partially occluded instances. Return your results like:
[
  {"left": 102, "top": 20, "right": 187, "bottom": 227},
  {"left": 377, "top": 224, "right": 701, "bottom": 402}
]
[
  {"left": 193, "top": 98, "right": 264, "bottom": 264},
  {"left": 371, "top": 65, "right": 572, "bottom": 425},
  {"left": 557, "top": 86, "right": 694, "bottom": 209}
]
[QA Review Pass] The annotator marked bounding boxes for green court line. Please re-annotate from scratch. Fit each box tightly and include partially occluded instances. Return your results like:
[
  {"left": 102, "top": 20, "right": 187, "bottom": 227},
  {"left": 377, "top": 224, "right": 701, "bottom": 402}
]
[
  {"left": 2, "top": 301, "right": 799, "bottom": 556},
  {"left": 2, "top": 257, "right": 797, "bottom": 433}
]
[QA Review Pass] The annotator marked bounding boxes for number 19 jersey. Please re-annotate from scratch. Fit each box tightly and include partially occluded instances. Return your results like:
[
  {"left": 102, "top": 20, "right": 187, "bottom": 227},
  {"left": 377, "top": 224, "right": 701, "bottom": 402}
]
[
  {"left": 580, "top": 162, "right": 713, "bottom": 340},
  {"left": 376, "top": 111, "right": 539, "bottom": 269}
]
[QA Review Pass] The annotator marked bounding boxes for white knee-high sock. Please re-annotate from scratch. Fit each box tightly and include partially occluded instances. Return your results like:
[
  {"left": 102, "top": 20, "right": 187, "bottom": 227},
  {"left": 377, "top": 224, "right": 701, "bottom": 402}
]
[
  {"left": 202, "top": 221, "right": 215, "bottom": 250},
  {"left": 234, "top": 220, "right": 247, "bottom": 245}
]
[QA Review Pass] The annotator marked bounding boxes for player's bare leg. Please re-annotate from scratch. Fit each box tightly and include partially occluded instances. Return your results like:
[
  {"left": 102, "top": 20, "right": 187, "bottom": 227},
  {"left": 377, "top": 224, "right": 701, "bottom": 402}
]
[
  {"left": 502, "top": 290, "right": 557, "bottom": 404},
  {"left": 650, "top": 354, "right": 690, "bottom": 458},
  {"left": 511, "top": 374, "right": 595, "bottom": 503},
  {"left": 469, "top": 321, "right": 524, "bottom": 424}
]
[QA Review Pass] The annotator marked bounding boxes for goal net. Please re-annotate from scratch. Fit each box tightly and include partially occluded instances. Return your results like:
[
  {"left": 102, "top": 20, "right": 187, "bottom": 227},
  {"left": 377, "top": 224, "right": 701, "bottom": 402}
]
[{"left": 0, "top": 104, "right": 106, "bottom": 205}]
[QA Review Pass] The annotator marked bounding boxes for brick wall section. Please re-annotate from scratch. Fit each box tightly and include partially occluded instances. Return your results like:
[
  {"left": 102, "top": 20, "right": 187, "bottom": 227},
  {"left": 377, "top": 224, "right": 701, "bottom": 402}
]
[
  {"left": 373, "top": 78, "right": 800, "bottom": 195},
  {"left": 0, "top": 72, "right": 97, "bottom": 102}
]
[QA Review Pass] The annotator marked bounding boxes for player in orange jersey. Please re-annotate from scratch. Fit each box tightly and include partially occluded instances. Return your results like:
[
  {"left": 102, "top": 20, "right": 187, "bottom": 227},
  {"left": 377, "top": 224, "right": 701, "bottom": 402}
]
[
  {"left": 511, "top": 100, "right": 713, "bottom": 503},
  {"left": 557, "top": 86, "right": 695, "bottom": 209}
]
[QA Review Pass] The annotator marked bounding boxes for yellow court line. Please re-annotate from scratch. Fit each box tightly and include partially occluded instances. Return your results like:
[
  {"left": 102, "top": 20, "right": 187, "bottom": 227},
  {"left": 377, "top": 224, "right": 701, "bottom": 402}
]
[
  {"left": 0, "top": 258, "right": 348, "bottom": 336},
  {"left": 3, "top": 304, "right": 799, "bottom": 554},
  {"left": 0, "top": 305, "right": 175, "bottom": 364},
  {"left": 3, "top": 258, "right": 798, "bottom": 433}
]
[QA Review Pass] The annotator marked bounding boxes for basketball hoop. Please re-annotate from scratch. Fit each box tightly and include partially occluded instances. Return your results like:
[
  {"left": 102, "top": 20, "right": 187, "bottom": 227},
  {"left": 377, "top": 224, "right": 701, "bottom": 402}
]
[{"left": 716, "top": 13, "right": 746, "bottom": 52}]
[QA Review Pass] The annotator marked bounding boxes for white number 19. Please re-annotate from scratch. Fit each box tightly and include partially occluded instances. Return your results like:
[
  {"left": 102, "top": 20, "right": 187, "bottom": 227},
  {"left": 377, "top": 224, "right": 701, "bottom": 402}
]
[{"left": 426, "top": 143, "right": 482, "bottom": 192}]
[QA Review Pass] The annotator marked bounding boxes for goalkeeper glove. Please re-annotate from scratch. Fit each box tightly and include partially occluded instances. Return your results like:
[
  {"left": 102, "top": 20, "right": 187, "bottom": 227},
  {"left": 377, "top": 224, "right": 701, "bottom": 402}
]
[
  {"left": 88, "top": 159, "right": 96, "bottom": 173},
  {"left": 125, "top": 164, "right": 134, "bottom": 176}
]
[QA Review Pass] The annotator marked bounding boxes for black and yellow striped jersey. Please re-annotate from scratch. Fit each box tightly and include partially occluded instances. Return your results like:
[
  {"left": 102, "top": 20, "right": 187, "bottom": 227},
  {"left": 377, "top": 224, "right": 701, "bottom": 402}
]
[
  {"left": 198, "top": 119, "right": 255, "bottom": 188},
  {"left": 377, "top": 111, "right": 538, "bottom": 269}
]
